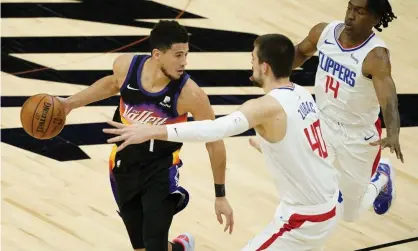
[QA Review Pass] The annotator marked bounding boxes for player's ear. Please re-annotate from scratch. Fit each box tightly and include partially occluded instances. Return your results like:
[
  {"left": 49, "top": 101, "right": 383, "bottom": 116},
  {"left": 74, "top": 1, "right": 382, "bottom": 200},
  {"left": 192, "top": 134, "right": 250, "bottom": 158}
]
[
  {"left": 152, "top": 49, "right": 161, "bottom": 59},
  {"left": 262, "top": 62, "right": 268, "bottom": 74}
]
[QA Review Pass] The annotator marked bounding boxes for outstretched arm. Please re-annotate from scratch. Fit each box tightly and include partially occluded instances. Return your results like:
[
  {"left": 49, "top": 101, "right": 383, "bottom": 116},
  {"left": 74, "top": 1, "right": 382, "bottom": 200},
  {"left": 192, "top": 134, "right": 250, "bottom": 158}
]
[
  {"left": 103, "top": 95, "right": 281, "bottom": 149},
  {"left": 293, "top": 23, "right": 327, "bottom": 69},
  {"left": 162, "top": 95, "right": 279, "bottom": 143},
  {"left": 366, "top": 48, "right": 404, "bottom": 162}
]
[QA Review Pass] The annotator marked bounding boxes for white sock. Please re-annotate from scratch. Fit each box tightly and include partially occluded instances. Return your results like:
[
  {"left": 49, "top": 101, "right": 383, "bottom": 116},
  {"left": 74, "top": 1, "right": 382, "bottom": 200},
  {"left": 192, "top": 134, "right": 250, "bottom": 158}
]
[
  {"left": 370, "top": 168, "right": 389, "bottom": 194},
  {"left": 360, "top": 183, "right": 379, "bottom": 212},
  {"left": 360, "top": 169, "right": 389, "bottom": 212}
]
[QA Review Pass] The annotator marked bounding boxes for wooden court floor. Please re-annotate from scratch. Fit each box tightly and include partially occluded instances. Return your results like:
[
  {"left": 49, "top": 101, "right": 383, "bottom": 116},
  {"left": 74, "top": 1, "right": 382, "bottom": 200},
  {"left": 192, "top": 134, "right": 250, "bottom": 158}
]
[{"left": 1, "top": 0, "right": 418, "bottom": 250}]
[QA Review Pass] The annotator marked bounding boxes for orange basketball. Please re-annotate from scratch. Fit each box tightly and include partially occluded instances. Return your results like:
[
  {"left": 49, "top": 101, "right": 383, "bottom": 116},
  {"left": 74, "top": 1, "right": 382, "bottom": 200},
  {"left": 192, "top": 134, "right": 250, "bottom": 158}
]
[{"left": 20, "top": 94, "right": 66, "bottom": 140}]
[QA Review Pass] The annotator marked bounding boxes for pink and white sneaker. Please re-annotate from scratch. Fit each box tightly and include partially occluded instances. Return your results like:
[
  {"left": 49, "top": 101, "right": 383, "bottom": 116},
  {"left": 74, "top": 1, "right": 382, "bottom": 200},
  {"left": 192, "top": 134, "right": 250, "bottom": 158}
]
[{"left": 173, "top": 233, "right": 195, "bottom": 251}]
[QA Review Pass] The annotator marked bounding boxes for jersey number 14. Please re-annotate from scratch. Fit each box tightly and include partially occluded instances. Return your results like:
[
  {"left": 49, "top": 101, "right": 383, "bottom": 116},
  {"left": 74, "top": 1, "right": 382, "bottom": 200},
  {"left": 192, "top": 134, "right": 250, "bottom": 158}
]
[
  {"left": 325, "top": 75, "right": 340, "bottom": 98},
  {"left": 304, "top": 119, "right": 328, "bottom": 158}
]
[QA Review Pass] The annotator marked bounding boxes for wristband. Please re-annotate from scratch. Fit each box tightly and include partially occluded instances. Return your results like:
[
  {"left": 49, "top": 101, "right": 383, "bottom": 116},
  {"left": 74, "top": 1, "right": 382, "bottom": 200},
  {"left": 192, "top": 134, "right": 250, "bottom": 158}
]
[{"left": 215, "top": 184, "right": 225, "bottom": 197}]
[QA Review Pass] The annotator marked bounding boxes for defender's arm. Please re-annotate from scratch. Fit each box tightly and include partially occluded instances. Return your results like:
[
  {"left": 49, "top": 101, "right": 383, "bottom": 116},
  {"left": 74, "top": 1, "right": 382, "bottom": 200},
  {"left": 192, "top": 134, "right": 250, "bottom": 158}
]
[
  {"left": 103, "top": 94, "right": 283, "bottom": 152},
  {"left": 293, "top": 23, "right": 327, "bottom": 69},
  {"left": 163, "top": 94, "right": 281, "bottom": 142},
  {"left": 366, "top": 47, "right": 403, "bottom": 162}
]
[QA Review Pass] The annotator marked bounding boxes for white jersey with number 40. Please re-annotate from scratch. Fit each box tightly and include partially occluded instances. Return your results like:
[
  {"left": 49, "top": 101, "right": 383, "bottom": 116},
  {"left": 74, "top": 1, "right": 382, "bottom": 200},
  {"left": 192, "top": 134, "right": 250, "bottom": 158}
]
[{"left": 314, "top": 21, "right": 388, "bottom": 126}]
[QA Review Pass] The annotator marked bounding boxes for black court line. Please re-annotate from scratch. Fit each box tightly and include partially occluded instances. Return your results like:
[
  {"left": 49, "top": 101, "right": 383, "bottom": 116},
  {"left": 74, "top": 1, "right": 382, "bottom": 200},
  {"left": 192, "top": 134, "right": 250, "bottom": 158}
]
[{"left": 355, "top": 237, "right": 418, "bottom": 250}]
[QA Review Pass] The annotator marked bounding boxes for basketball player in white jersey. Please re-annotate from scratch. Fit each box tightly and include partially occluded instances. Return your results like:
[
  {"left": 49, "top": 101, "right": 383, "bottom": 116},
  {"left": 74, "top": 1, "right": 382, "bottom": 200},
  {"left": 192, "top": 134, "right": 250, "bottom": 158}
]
[
  {"left": 103, "top": 33, "right": 343, "bottom": 250},
  {"left": 278, "top": 0, "right": 402, "bottom": 222}
]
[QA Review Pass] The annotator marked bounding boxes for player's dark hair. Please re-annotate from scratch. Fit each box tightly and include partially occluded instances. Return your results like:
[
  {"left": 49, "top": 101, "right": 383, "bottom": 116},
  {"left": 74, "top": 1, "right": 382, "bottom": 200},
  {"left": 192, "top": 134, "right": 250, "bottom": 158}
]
[
  {"left": 367, "top": 0, "right": 397, "bottom": 32},
  {"left": 254, "top": 34, "right": 295, "bottom": 79},
  {"left": 149, "top": 20, "right": 189, "bottom": 52}
]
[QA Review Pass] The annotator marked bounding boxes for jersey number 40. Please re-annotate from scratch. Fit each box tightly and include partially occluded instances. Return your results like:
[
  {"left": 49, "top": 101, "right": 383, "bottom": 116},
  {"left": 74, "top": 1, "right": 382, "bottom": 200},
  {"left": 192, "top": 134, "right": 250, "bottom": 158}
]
[{"left": 304, "top": 119, "right": 328, "bottom": 158}]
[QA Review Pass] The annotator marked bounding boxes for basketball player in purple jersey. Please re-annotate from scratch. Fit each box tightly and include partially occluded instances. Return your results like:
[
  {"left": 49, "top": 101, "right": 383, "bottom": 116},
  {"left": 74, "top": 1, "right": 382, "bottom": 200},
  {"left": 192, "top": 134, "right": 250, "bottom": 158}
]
[
  {"left": 268, "top": 0, "right": 403, "bottom": 223},
  {"left": 57, "top": 20, "right": 233, "bottom": 251},
  {"left": 103, "top": 33, "right": 343, "bottom": 251}
]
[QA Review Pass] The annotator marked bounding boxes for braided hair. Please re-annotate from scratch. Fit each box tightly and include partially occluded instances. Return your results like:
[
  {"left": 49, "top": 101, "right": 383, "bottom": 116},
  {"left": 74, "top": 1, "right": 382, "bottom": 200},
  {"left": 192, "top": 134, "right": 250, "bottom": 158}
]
[{"left": 367, "top": 0, "right": 397, "bottom": 32}]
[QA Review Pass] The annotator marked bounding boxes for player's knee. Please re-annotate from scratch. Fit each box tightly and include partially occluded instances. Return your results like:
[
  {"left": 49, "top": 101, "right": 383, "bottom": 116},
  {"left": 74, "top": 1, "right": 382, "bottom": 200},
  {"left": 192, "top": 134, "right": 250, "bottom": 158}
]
[{"left": 134, "top": 249, "right": 145, "bottom": 251}]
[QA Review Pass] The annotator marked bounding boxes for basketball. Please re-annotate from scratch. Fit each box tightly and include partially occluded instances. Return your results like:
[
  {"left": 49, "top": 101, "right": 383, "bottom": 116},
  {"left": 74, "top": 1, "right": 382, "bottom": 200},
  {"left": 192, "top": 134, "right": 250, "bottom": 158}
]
[{"left": 20, "top": 94, "right": 66, "bottom": 140}]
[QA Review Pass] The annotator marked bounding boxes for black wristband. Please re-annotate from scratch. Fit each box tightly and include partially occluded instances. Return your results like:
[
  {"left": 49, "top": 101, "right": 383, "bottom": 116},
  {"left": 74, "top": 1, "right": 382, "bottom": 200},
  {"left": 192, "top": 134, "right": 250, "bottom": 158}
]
[{"left": 214, "top": 184, "right": 225, "bottom": 197}]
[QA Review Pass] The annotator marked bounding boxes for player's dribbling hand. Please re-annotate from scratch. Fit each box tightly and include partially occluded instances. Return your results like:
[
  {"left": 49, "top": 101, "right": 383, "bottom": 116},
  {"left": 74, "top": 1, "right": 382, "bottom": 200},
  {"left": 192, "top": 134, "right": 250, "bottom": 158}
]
[
  {"left": 55, "top": 97, "right": 72, "bottom": 116},
  {"left": 215, "top": 197, "right": 234, "bottom": 234},
  {"left": 370, "top": 135, "right": 404, "bottom": 163}
]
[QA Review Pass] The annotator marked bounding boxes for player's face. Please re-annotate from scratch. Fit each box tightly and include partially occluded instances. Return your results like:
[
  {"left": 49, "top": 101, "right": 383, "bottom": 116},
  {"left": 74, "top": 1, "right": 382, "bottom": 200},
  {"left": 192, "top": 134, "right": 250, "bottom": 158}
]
[
  {"left": 250, "top": 47, "right": 264, "bottom": 88},
  {"left": 159, "top": 43, "right": 189, "bottom": 80},
  {"left": 344, "top": 0, "right": 378, "bottom": 35}
]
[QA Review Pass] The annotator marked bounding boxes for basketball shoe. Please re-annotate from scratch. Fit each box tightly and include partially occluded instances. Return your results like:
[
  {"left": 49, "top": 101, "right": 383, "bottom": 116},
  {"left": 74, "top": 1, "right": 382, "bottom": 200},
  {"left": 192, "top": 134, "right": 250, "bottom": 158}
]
[
  {"left": 373, "top": 158, "right": 396, "bottom": 215},
  {"left": 173, "top": 233, "right": 195, "bottom": 251}
]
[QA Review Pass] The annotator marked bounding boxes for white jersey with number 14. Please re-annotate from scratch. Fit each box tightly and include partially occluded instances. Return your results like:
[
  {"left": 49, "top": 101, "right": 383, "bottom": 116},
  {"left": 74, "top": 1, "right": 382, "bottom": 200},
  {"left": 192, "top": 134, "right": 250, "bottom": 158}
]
[{"left": 314, "top": 21, "right": 388, "bottom": 126}]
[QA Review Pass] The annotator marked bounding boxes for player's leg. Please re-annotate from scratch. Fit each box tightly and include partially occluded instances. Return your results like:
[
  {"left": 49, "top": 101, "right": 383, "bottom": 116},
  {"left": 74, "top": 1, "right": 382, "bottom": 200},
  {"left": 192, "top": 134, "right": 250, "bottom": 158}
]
[
  {"left": 335, "top": 122, "right": 393, "bottom": 222},
  {"left": 109, "top": 146, "right": 147, "bottom": 250},
  {"left": 310, "top": 196, "right": 344, "bottom": 251},
  {"left": 358, "top": 121, "right": 396, "bottom": 217},
  {"left": 141, "top": 163, "right": 193, "bottom": 251},
  {"left": 116, "top": 193, "right": 190, "bottom": 251},
  {"left": 110, "top": 161, "right": 189, "bottom": 250},
  {"left": 335, "top": 143, "right": 380, "bottom": 221},
  {"left": 108, "top": 159, "right": 145, "bottom": 250},
  {"left": 142, "top": 194, "right": 192, "bottom": 251},
  {"left": 116, "top": 192, "right": 146, "bottom": 250}
]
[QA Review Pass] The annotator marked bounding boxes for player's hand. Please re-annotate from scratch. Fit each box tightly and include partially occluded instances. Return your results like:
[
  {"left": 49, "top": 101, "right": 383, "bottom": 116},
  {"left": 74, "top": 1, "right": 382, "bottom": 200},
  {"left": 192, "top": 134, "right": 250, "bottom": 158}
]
[
  {"left": 370, "top": 135, "right": 404, "bottom": 163},
  {"left": 249, "top": 138, "right": 262, "bottom": 153},
  {"left": 103, "top": 120, "right": 157, "bottom": 151},
  {"left": 215, "top": 197, "right": 234, "bottom": 234},
  {"left": 55, "top": 97, "right": 72, "bottom": 116}
]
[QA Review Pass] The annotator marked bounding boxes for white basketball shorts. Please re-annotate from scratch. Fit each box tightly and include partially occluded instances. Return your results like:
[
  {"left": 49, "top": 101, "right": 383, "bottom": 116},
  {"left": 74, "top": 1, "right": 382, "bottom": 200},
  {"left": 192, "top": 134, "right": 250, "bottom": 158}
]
[
  {"left": 320, "top": 115, "right": 382, "bottom": 221},
  {"left": 241, "top": 192, "right": 343, "bottom": 251}
]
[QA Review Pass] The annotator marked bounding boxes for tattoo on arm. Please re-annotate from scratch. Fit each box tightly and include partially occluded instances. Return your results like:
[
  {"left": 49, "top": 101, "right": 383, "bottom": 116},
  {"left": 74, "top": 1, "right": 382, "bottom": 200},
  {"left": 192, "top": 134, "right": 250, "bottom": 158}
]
[
  {"left": 370, "top": 48, "right": 400, "bottom": 137},
  {"left": 381, "top": 82, "right": 400, "bottom": 136}
]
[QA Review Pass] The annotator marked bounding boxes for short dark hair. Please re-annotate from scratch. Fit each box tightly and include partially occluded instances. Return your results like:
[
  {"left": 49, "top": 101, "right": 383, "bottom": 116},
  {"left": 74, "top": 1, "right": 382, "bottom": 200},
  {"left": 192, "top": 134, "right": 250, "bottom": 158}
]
[
  {"left": 254, "top": 34, "right": 295, "bottom": 79},
  {"left": 367, "top": 0, "right": 397, "bottom": 32},
  {"left": 149, "top": 20, "right": 189, "bottom": 52}
]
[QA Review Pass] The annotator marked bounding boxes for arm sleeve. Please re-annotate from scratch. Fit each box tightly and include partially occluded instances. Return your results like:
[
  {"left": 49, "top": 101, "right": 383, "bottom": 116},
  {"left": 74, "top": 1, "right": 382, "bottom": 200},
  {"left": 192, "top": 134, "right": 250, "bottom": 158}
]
[{"left": 166, "top": 111, "right": 250, "bottom": 143}]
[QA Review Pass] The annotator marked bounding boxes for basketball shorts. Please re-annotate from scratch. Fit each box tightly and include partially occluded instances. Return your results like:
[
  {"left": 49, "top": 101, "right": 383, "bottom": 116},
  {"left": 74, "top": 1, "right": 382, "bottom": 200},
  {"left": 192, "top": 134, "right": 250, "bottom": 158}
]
[
  {"left": 241, "top": 192, "right": 343, "bottom": 251},
  {"left": 108, "top": 146, "right": 189, "bottom": 249},
  {"left": 320, "top": 116, "right": 382, "bottom": 221}
]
